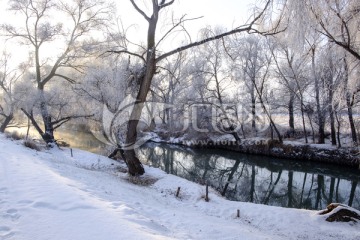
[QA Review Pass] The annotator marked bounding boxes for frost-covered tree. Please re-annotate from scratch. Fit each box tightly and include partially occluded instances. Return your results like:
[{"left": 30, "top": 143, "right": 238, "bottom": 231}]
[
  {"left": 225, "top": 35, "right": 282, "bottom": 141},
  {"left": 270, "top": 40, "right": 312, "bottom": 142},
  {"left": 152, "top": 52, "right": 189, "bottom": 129},
  {"left": 75, "top": 55, "right": 137, "bottom": 147},
  {"left": 308, "top": 0, "right": 360, "bottom": 61},
  {"left": 0, "top": 51, "right": 26, "bottom": 132},
  {"left": 1, "top": 0, "right": 112, "bottom": 145}
]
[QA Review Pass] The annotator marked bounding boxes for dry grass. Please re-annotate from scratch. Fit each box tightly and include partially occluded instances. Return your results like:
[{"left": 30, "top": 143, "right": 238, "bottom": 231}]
[
  {"left": 126, "top": 175, "right": 158, "bottom": 186},
  {"left": 23, "top": 139, "right": 41, "bottom": 151},
  {"left": 6, "top": 131, "right": 24, "bottom": 140}
]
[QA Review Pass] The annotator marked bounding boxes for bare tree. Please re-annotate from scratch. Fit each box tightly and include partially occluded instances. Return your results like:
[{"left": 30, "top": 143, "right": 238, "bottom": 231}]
[
  {"left": 186, "top": 28, "right": 241, "bottom": 141},
  {"left": 0, "top": 51, "right": 26, "bottom": 132},
  {"left": 270, "top": 41, "right": 311, "bottom": 142},
  {"left": 152, "top": 52, "right": 189, "bottom": 128},
  {"left": 1, "top": 0, "right": 112, "bottom": 144},
  {"left": 308, "top": 0, "right": 360, "bottom": 61}
]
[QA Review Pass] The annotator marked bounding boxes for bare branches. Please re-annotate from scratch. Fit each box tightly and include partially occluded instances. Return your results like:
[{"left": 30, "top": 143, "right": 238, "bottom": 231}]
[
  {"left": 130, "top": 0, "right": 150, "bottom": 22},
  {"left": 309, "top": 1, "right": 360, "bottom": 61},
  {"left": 20, "top": 108, "right": 44, "bottom": 136},
  {"left": 156, "top": 26, "right": 250, "bottom": 63},
  {"left": 156, "top": 0, "right": 274, "bottom": 63},
  {"left": 159, "top": 0, "right": 175, "bottom": 10},
  {"left": 52, "top": 114, "right": 94, "bottom": 130},
  {"left": 156, "top": 14, "right": 203, "bottom": 49},
  {"left": 104, "top": 49, "right": 146, "bottom": 62},
  {"left": 53, "top": 74, "right": 76, "bottom": 84}
]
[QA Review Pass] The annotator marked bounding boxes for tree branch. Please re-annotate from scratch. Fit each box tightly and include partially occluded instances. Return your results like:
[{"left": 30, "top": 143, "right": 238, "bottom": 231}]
[
  {"left": 156, "top": 0, "right": 273, "bottom": 63},
  {"left": 54, "top": 74, "right": 76, "bottom": 84},
  {"left": 51, "top": 114, "right": 94, "bottom": 130},
  {"left": 159, "top": 0, "right": 175, "bottom": 10},
  {"left": 104, "top": 50, "right": 146, "bottom": 62},
  {"left": 155, "top": 15, "right": 203, "bottom": 49},
  {"left": 20, "top": 108, "right": 44, "bottom": 136},
  {"left": 130, "top": 0, "right": 150, "bottom": 21}
]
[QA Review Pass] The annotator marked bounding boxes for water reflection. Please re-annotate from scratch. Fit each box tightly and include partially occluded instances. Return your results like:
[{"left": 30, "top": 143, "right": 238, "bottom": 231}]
[{"left": 137, "top": 142, "right": 360, "bottom": 210}]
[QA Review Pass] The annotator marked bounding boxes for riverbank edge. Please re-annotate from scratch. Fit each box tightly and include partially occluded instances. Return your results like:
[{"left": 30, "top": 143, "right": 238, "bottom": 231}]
[{"left": 149, "top": 136, "right": 360, "bottom": 168}]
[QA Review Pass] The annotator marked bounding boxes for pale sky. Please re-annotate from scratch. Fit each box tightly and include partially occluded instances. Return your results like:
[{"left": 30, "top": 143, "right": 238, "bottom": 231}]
[
  {"left": 0, "top": 0, "right": 257, "bottom": 64},
  {"left": 117, "top": 0, "right": 256, "bottom": 50}
]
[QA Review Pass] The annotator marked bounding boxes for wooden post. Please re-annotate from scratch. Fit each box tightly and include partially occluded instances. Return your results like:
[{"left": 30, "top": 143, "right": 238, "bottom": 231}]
[
  {"left": 237, "top": 209, "right": 240, "bottom": 218},
  {"left": 205, "top": 183, "right": 209, "bottom": 202},
  {"left": 176, "top": 187, "right": 181, "bottom": 198},
  {"left": 70, "top": 148, "right": 73, "bottom": 157}
]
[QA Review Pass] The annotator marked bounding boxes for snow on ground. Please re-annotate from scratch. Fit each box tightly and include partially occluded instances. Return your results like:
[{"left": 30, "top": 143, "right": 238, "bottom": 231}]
[{"left": 0, "top": 134, "right": 359, "bottom": 240}]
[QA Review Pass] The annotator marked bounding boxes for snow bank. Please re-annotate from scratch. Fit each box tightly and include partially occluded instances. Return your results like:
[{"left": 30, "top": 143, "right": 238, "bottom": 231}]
[{"left": 0, "top": 134, "right": 359, "bottom": 240}]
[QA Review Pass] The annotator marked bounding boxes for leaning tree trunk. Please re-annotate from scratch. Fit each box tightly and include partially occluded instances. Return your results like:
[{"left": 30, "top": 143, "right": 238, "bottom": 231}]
[
  {"left": 123, "top": 64, "right": 155, "bottom": 175},
  {"left": 0, "top": 113, "right": 13, "bottom": 133},
  {"left": 123, "top": 10, "right": 159, "bottom": 176}
]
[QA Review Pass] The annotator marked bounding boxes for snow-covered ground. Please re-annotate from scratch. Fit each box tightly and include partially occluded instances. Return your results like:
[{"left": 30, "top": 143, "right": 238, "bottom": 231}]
[{"left": 0, "top": 134, "right": 359, "bottom": 240}]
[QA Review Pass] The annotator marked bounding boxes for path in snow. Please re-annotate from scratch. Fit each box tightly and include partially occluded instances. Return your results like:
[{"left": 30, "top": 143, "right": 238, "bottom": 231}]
[{"left": 0, "top": 143, "right": 173, "bottom": 240}]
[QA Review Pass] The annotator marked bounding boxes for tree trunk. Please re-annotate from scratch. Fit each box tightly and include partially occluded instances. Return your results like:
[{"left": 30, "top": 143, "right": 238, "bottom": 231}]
[
  {"left": 251, "top": 88, "right": 256, "bottom": 134},
  {"left": 122, "top": 10, "right": 159, "bottom": 175},
  {"left": 346, "top": 97, "right": 357, "bottom": 144},
  {"left": 0, "top": 114, "right": 13, "bottom": 133},
  {"left": 250, "top": 165, "right": 256, "bottom": 202},
  {"left": 300, "top": 104, "right": 308, "bottom": 143},
  {"left": 39, "top": 89, "right": 56, "bottom": 145},
  {"left": 288, "top": 92, "right": 295, "bottom": 134},
  {"left": 288, "top": 171, "right": 293, "bottom": 208},
  {"left": 329, "top": 177, "right": 335, "bottom": 204},
  {"left": 335, "top": 111, "right": 342, "bottom": 147},
  {"left": 221, "top": 160, "right": 241, "bottom": 196},
  {"left": 343, "top": 58, "right": 358, "bottom": 144},
  {"left": 348, "top": 181, "right": 357, "bottom": 207},
  {"left": 311, "top": 48, "right": 325, "bottom": 144},
  {"left": 329, "top": 104, "right": 337, "bottom": 145},
  {"left": 328, "top": 89, "right": 336, "bottom": 146},
  {"left": 300, "top": 173, "right": 307, "bottom": 206},
  {"left": 326, "top": 62, "right": 336, "bottom": 145},
  {"left": 315, "top": 175, "right": 324, "bottom": 209}
]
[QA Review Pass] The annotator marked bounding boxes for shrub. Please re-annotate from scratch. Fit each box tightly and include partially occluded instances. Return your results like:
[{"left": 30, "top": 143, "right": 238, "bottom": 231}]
[
  {"left": 23, "top": 139, "right": 41, "bottom": 151},
  {"left": 6, "top": 131, "right": 23, "bottom": 140}
]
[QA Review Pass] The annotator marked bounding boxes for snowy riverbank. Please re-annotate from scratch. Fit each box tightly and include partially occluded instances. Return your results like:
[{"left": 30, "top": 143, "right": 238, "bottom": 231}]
[
  {"left": 149, "top": 132, "right": 360, "bottom": 168},
  {"left": 0, "top": 134, "right": 359, "bottom": 240}
]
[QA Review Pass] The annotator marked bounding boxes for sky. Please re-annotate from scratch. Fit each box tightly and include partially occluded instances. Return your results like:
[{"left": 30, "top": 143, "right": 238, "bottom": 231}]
[
  {"left": 0, "top": 0, "right": 257, "bottom": 65},
  {"left": 117, "top": 0, "right": 256, "bottom": 50}
]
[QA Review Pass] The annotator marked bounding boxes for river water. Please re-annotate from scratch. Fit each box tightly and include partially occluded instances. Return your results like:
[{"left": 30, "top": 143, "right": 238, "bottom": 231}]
[
  {"left": 10, "top": 127, "right": 360, "bottom": 210},
  {"left": 137, "top": 142, "right": 360, "bottom": 211}
]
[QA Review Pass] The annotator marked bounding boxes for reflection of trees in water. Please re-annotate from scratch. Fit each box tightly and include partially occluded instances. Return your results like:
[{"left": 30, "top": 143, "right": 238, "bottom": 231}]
[{"left": 137, "top": 144, "right": 359, "bottom": 210}]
